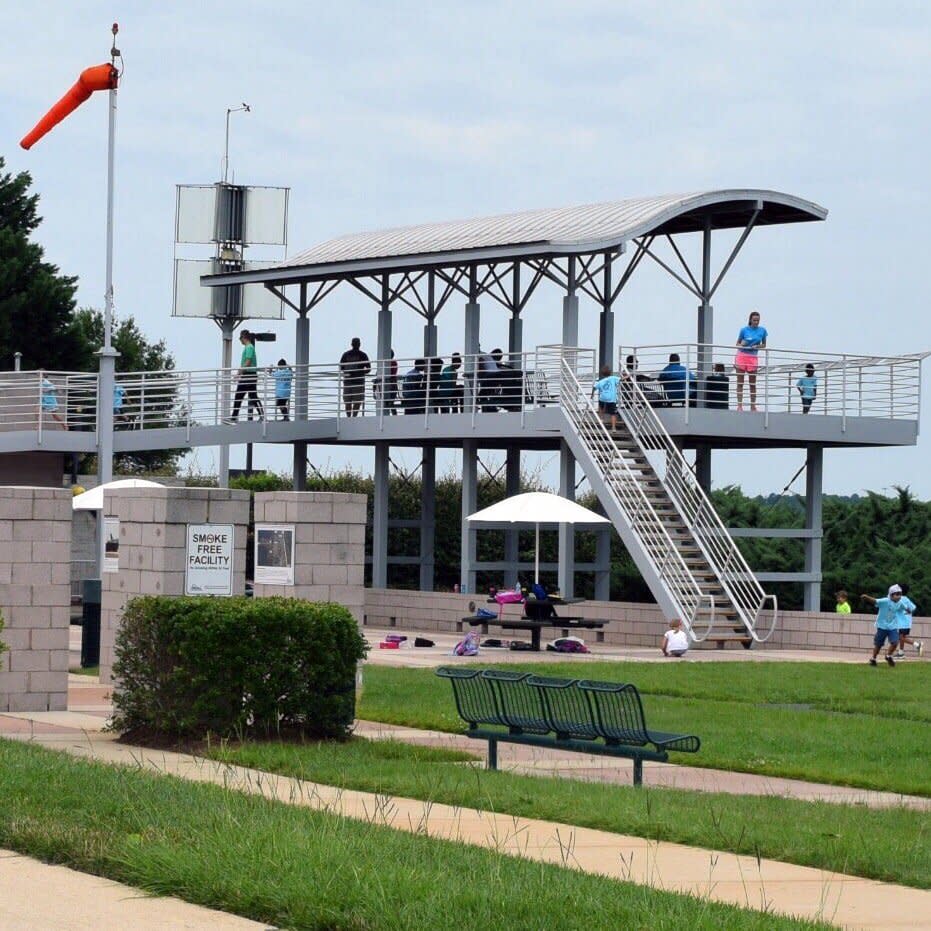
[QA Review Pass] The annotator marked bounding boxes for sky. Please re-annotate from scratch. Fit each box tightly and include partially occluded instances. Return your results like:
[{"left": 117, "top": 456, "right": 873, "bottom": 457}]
[{"left": 1, "top": 1, "right": 930, "bottom": 497}]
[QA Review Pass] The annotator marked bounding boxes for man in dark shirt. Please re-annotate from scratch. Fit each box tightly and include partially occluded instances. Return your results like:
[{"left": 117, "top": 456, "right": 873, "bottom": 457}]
[{"left": 339, "top": 337, "right": 371, "bottom": 417}]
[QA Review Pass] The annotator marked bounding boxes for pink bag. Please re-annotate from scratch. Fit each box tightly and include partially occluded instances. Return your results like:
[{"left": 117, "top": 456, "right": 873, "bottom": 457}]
[{"left": 495, "top": 591, "right": 524, "bottom": 604}]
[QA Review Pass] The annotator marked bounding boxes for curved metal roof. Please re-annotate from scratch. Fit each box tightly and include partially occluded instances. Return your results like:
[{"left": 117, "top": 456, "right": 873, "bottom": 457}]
[{"left": 205, "top": 189, "right": 826, "bottom": 286}]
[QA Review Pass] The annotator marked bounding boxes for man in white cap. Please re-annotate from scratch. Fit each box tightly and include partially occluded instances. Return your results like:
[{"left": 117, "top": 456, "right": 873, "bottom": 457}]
[{"left": 860, "top": 585, "right": 907, "bottom": 667}]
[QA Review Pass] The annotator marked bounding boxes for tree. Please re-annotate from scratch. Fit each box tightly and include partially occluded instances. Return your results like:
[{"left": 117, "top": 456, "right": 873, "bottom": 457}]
[
  {"left": 73, "top": 308, "right": 184, "bottom": 474},
  {"left": 0, "top": 157, "right": 91, "bottom": 370}
]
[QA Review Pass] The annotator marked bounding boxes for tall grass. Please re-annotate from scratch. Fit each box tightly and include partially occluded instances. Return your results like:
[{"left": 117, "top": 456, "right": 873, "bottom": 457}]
[{"left": 0, "top": 739, "right": 824, "bottom": 930}]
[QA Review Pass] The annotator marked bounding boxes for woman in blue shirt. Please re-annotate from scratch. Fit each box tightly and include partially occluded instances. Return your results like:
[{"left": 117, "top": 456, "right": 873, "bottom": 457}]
[{"left": 734, "top": 311, "right": 767, "bottom": 412}]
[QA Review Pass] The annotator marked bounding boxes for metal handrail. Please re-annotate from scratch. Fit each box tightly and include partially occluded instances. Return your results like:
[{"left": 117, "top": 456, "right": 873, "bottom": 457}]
[
  {"left": 535, "top": 346, "right": 715, "bottom": 642},
  {"left": 616, "top": 369, "right": 774, "bottom": 641},
  {"left": 619, "top": 342, "right": 927, "bottom": 421}
]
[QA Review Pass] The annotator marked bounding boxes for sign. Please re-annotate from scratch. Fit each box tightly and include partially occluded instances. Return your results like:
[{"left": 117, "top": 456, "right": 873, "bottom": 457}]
[
  {"left": 102, "top": 517, "right": 120, "bottom": 573},
  {"left": 185, "top": 524, "right": 234, "bottom": 596},
  {"left": 254, "top": 524, "right": 295, "bottom": 586}
]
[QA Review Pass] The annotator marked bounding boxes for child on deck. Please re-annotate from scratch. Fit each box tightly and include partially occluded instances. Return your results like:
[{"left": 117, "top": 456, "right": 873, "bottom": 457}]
[
  {"left": 274, "top": 359, "right": 293, "bottom": 421},
  {"left": 894, "top": 583, "right": 922, "bottom": 657},
  {"left": 796, "top": 364, "right": 817, "bottom": 413},
  {"left": 861, "top": 586, "right": 906, "bottom": 666},
  {"left": 835, "top": 590, "right": 852, "bottom": 614},
  {"left": 593, "top": 364, "right": 621, "bottom": 431},
  {"left": 661, "top": 619, "right": 689, "bottom": 657}
]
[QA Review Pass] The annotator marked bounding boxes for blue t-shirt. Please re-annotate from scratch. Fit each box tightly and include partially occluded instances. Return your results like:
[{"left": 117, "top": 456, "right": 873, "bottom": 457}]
[
  {"left": 738, "top": 325, "right": 768, "bottom": 354},
  {"left": 658, "top": 363, "right": 695, "bottom": 402},
  {"left": 874, "top": 597, "right": 906, "bottom": 630},
  {"left": 274, "top": 367, "right": 293, "bottom": 399},
  {"left": 113, "top": 384, "right": 126, "bottom": 410},
  {"left": 898, "top": 595, "right": 917, "bottom": 629},
  {"left": 595, "top": 375, "right": 620, "bottom": 403},
  {"left": 796, "top": 376, "right": 817, "bottom": 399}
]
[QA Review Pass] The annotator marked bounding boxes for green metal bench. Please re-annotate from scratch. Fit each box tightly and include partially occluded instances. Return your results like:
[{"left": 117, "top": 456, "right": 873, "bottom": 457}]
[{"left": 436, "top": 667, "right": 700, "bottom": 786}]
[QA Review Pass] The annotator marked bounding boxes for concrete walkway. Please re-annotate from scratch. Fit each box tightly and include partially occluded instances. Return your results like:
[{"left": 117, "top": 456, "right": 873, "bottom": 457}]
[
  {"left": 4, "top": 726, "right": 929, "bottom": 930},
  {"left": 0, "top": 848, "right": 267, "bottom": 930}
]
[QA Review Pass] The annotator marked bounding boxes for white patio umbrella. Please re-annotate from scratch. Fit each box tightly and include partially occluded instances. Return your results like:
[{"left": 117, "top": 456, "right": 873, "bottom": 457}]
[
  {"left": 466, "top": 491, "right": 610, "bottom": 583},
  {"left": 72, "top": 478, "right": 165, "bottom": 511}
]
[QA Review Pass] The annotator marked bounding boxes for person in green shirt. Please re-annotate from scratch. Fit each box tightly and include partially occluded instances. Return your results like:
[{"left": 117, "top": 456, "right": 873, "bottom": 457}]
[
  {"left": 835, "top": 590, "right": 852, "bottom": 614},
  {"left": 230, "top": 330, "right": 265, "bottom": 421}
]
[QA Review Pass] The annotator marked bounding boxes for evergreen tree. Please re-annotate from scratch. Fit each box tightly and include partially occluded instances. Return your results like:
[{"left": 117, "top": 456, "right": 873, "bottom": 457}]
[{"left": 0, "top": 157, "right": 91, "bottom": 370}]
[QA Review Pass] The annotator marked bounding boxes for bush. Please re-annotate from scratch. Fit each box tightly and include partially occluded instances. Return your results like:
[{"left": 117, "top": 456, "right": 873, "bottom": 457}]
[
  {"left": 0, "top": 611, "right": 7, "bottom": 657},
  {"left": 111, "top": 596, "right": 367, "bottom": 740}
]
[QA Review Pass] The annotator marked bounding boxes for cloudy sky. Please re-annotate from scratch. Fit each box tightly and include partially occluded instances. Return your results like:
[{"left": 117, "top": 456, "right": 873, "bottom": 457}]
[{"left": 2, "top": 1, "right": 929, "bottom": 496}]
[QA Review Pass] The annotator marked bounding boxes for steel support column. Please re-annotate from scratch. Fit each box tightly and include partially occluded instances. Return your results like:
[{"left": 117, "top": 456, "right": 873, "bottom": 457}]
[
  {"left": 598, "top": 253, "right": 614, "bottom": 371},
  {"left": 562, "top": 256, "right": 579, "bottom": 347},
  {"left": 697, "top": 216, "right": 714, "bottom": 410},
  {"left": 96, "top": 347, "right": 118, "bottom": 485},
  {"left": 292, "top": 287, "right": 309, "bottom": 490},
  {"left": 217, "top": 317, "right": 237, "bottom": 488},
  {"left": 464, "top": 268, "right": 480, "bottom": 413},
  {"left": 594, "top": 526, "right": 611, "bottom": 600},
  {"left": 376, "top": 278, "right": 392, "bottom": 416},
  {"left": 803, "top": 445, "right": 824, "bottom": 611},
  {"left": 420, "top": 447, "right": 436, "bottom": 591},
  {"left": 558, "top": 441, "right": 575, "bottom": 597},
  {"left": 504, "top": 447, "right": 521, "bottom": 585},
  {"left": 695, "top": 446, "right": 712, "bottom": 492},
  {"left": 461, "top": 439, "right": 478, "bottom": 593},
  {"left": 372, "top": 442, "right": 390, "bottom": 588}
]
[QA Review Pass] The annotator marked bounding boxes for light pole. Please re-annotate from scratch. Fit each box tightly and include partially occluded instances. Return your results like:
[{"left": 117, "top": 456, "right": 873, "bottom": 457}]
[{"left": 221, "top": 103, "right": 250, "bottom": 184}]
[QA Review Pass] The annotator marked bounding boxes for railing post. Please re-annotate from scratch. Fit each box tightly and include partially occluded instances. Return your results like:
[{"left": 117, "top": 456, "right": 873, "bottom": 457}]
[
  {"left": 857, "top": 365, "right": 862, "bottom": 417},
  {"left": 763, "top": 348, "right": 769, "bottom": 429},
  {"left": 684, "top": 344, "right": 691, "bottom": 425},
  {"left": 37, "top": 370, "right": 44, "bottom": 445},
  {"left": 139, "top": 372, "right": 146, "bottom": 429},
  {"left": 185, "top": 372, "right": 192, "bottom": 442},
  {"left": 841, "top": 354, "right": 847, "bottom": 433},
  {"left": 889, "top": 363, "right": 894, "bottom": 419}
]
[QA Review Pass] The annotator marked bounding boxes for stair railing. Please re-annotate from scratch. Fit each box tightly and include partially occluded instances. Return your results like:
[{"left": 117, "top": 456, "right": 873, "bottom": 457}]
[
  {"left": 616, "top": 372, "right": 777, "bottom": 641},
  {"left": 536, "top": 346, "right": 715, "bottom": 642}
]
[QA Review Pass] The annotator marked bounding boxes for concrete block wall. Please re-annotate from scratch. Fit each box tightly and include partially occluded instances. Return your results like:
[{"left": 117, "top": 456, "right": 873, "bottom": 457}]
[
  {"left": 100, "top": 487, "right": 250, "bottom": 684},
  {"left": 362, "top": 588, "right": 880, "bottom": 653},
  {"left": 253, "top": 492, "right": 367, "bottom": 622},
  {"left": 0, "top": 486, "right": 72, "bottom": 711}
]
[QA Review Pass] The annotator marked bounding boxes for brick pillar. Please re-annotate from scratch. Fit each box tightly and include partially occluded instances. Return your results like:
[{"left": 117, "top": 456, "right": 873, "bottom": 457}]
[
  {"left": 0, "top": 487, "right": 72, "bottom": 712},
  {"left": 100, "top": 487, "right": 250, "bottom": 684},
  {"left": 253, "top": 491, "right": 367, "bottom": 623}
]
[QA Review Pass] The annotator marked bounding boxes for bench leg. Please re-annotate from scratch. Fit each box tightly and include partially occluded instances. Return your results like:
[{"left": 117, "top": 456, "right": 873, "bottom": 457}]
[
  {"left": 632, "top": 756, "right": 643, "bottom": 787},
  {"left": 487, "top": 738, "right": 498, "bottom": 771},
  {"left": 531, "top": 628, "right": 541, "bottom": 651}
]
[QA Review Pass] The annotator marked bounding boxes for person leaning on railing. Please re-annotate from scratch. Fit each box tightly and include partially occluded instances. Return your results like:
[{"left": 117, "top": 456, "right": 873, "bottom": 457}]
[{"left": 438, "top": 353, "right": 462, "bottom": 412}]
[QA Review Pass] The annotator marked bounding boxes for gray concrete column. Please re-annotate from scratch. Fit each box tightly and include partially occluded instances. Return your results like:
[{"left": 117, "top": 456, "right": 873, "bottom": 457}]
[
  {"left": 504, "top": 447, "right": 521, "bottom": 585},
  {"left": 461, "top": 439, "right": 478, "bottom": 593},
  {"left": 218, "top": 318, "right": 236, "bottom": 488},
  {"left": 558, "top": 441, "right": 576, "bottom": 597},
  {"left": 420, "top": 447, "right": 436, "bottom": 591},
  {"left": 695, "top": 445, "right": 712, "bottom": 493},
  {"left": 96, "top": 347, "right": 119, "bottom": 485},
  {"left": 803, "top": 444, "right": 824, "bottom": 611},
  {"left": 376, "top": 280, "right": 392, "bottom": 417},
  {"left": 464, "top": 284, "right": 480, "bottom": 412},
  {"left": 293, "top": 300, "right": 309, "bottom": 490},
  {"left": 372, "top": 442, "right": 390, "bottom": 588},
  {"left": 594, "top": 527, "right": 611, "bottom": 600}
]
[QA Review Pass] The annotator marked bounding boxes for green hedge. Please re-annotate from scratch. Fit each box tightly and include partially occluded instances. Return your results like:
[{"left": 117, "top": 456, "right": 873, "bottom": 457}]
[
  {"left": 0, "top": 611, "right": 6, "bottom": 656},
  {"left": 111, "top": 596, "right": 367, "bottom": 739}
]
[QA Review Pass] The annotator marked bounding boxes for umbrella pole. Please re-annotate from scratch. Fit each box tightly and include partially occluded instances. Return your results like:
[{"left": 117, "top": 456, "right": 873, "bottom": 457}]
[{"left": 535, "top": 523, "right": 539, "bottom": 583}]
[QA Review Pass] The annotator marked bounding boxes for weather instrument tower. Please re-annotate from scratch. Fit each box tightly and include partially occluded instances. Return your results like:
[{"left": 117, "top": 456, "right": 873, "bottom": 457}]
[{"left": 172, "top": 106, "right": 289, "bottom": 485}]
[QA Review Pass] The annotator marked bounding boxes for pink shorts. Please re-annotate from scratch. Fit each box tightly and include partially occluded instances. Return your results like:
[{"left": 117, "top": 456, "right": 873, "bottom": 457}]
[{"left": 734, "top": 350, "right": 759, "bottom": 374}]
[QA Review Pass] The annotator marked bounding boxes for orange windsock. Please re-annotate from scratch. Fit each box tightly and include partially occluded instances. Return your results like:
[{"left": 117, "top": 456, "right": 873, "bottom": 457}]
[{"left": 20, "top": 63, "right": 118, "bottom": 150}]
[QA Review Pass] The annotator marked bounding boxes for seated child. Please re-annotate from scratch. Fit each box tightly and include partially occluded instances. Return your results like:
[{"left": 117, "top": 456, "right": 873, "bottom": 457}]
[{"left": 661, "top": 618, "right": 689, "bottom": 657}]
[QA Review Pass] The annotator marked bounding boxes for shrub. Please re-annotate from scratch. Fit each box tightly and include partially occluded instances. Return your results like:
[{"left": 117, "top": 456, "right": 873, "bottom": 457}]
[
  {"left": 111, "top": 596, "right": 367, "bottom": 740},
  {"left": 0, "top": 611, "right": 7, "bottom": 657}
]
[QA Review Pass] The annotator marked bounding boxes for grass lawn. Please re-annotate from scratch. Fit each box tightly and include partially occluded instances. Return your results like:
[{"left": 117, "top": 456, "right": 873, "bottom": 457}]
[
  {"left": 356, "top": 662, "right": 931, "bottom": 796},
  {"left": 69, "top": 665, "right": 99, "bottom": 676},
  {"left": 0, "top": 739, "right": 824, "bottom": 931},
  {"left": 207, "top": 736, "right": 930, "bottom": 890}
]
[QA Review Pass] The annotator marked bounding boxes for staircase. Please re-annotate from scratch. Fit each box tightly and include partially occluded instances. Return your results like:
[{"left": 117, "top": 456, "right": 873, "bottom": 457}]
[{"left": 548, "top": 348, "right": 777, "bottom": 646}]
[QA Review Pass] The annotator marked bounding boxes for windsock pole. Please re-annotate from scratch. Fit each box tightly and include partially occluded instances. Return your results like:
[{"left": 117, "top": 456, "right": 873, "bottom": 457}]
[{"left": 96, "top": 24, "right": 121, "bottom": 484}]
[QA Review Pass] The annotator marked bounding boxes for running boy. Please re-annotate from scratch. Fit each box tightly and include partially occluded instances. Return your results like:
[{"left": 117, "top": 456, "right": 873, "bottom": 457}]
[
  {"left": 894, "top": 583, "right": 922, "bottom": 657},
  {"left": 593, "top": 364, "right": 621, "bottom": 431},
  {"left": 861, "top": 586, "right": 906, "bottom": 666}
]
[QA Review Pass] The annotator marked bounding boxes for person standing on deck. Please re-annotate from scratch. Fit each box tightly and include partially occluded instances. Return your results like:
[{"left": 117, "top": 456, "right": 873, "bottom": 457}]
[
  {"left": 734, "top": 311, "right": 768, "bottom": 411},
  {"left": 339, "top": 337, "right": 371, "bottom": 418}
]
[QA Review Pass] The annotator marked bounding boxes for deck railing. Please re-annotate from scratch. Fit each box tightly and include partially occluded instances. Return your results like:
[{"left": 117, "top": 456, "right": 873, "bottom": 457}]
[
  {"left": 0, "top": 343, "right": 925, "bottom": 444},
  {"left": 618, "top": 343, "right": 926, "bottom": 426}
]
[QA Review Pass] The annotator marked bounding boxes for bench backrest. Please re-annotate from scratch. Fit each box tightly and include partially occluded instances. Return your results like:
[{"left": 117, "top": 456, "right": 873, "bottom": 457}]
[
  {"left": 577, "top": 680, "right": 650, "bottom": 746},
  {"left": 482, "top": 670, "right": 550, "bottom": 734},
  {"left": 525, "top": 675, "right": 598, "bottom": 740},
  {"left": 435, "top": 667, "right": 508, "bottom": 728}
]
